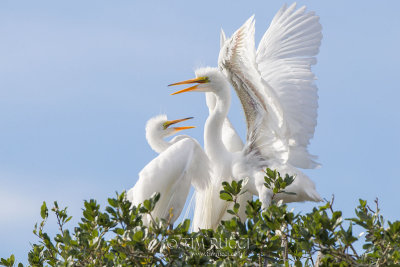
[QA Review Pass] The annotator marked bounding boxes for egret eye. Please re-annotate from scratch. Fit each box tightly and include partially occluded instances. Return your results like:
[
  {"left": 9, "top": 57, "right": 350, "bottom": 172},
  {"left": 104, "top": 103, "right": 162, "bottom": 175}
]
[
  {"left": 162, "top": 122, "right": 169, "bottom": 130},
  {"left": 198, "top": 76, "right": 210, "bottom": 83}
]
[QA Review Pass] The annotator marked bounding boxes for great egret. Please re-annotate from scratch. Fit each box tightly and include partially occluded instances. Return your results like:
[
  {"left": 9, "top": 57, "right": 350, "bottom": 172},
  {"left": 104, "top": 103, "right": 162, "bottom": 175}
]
[
  {"left": 205, "top": 37, "right": 255, "bottom": 224},
  {"left": 127, "top": 115, "right": 210, "bottom": 226},
  {"left": 190, "top": 94, "right": 253, "bottom": 228},
  {"left": 170, "top": 3, "right": 322, "bottom": 229}
]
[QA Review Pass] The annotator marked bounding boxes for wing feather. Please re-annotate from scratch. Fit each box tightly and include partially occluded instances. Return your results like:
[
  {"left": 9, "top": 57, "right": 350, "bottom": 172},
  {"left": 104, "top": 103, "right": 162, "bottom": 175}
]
[
  {"left": 256, "top": 3, "right": 322, "bottom": 168},
  {"left": 219, "top": 3, "right": 322, "bottom": 169},
  {"left": 220, "top": 28, "right": 226, "bottom": 49},
  {"left": 219, "top": 16, "right": 289, "bottom": 165},
  {"left": 127, "top": 138, "right": 210, "bottom": 223}
]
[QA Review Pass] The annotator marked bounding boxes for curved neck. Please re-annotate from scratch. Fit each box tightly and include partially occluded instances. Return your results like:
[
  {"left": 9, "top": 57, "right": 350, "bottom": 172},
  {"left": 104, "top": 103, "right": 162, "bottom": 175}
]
[
  {"left": 205, "top": 92, "right": 217, "bottom": 112},
  {"left": 204, "top": 85, "right": 231, "bottom": 161},
  {"left": 146, "top": 131, "right": 170, "bottom": 154}
]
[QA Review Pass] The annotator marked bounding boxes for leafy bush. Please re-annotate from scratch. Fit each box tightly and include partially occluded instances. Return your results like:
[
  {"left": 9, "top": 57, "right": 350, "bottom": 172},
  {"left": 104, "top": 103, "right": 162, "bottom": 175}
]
[{"left": 2, "top": 169, "right": 400, "bottom": 266}]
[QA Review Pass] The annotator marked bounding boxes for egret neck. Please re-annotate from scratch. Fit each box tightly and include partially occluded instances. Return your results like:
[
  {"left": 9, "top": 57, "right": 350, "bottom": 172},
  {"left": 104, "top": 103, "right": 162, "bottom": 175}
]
[
  {"left": 146, "top": 127, "right": 170, "bottom": 154},
  {"left": 204, "top": 82, "right": 231, "bottom": 163}
]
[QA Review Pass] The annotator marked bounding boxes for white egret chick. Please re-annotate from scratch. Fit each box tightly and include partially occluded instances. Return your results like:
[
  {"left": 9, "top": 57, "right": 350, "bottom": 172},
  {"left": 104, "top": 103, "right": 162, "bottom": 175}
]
[{"left": 127, "top": 115, "right": 210, "bottom": 226}]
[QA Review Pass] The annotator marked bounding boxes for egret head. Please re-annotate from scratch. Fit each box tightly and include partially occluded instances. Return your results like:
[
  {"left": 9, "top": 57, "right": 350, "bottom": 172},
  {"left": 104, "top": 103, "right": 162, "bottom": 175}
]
[
  {"left": 146, "top": 115, "right": 195, "bottom": 138},
  {"left": 168, "top": 67, "right": 228, "bottom": 95}
]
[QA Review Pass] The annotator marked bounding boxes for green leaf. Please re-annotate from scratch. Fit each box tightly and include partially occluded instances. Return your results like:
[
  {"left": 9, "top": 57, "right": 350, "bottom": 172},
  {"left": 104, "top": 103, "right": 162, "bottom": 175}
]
[
  {"left": 151, "top": 192, "right": 161, "bottom": 204},
  {"left": 64, "top": 216, "right": 72, "bottom": 224},
  {"left": 143, "top": 199, "right": 151, "bottom": 211},
  {"left": 114, "top": 228, "right": 125, "bottom": 235},
  {"left": 1, "top": 259, "right": 9, "bottom": 266},
  {"left": 133, "top": 230, "right": 144, "bottom": 242},
  {"left": 107, "top": 198, "right": 118, "bottom": 207},
  {"left": 40, "top": 202, "right": 48, "bottom": 220},
  {"left": 9, "top": 255, "right": 14, "bottom": 266},
  {"left": 181, "top": 219, "right": 190, "bottom": 232},
  {"left": 220, "top": 192, "right": 233, "bottom": 202},
  {"left": 231, "top": 180, "right": 240, "bottom": 195},
  {"left": 0, "top": 255, "right": 15, "bottom": 267},
  {"left": 359, "top": 199, "right": 367, "bottom": 207},
  {"left": 227, "top": 210, "right": 235, "bottom": 215},
  {"left": 233, "top": 203, "right": 240, "bottom": 214},
  {"left": 266, "top": 168, "right": 276, "bottom": 178}
]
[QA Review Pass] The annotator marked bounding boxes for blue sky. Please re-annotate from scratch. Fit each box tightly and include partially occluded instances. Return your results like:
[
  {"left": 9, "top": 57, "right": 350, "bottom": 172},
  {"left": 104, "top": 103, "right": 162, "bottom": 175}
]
[{"left": 1, "top": 0, "right": 400, "bottom": 262}]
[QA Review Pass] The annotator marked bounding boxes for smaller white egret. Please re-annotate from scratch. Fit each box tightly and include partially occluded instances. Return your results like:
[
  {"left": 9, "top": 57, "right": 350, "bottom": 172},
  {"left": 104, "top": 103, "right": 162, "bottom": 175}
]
[{"left": 127, "top": 115, "right": 210, "bottom": 226}]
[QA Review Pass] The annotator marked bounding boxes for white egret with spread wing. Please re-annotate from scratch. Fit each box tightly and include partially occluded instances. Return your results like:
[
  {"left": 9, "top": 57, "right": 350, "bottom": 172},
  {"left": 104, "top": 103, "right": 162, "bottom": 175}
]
[
  {"left": 170, "top": 3, "right": 322, "bottom": 229},
  {"left": 127, "top": 115, "right": 210, "bottom": 226}
]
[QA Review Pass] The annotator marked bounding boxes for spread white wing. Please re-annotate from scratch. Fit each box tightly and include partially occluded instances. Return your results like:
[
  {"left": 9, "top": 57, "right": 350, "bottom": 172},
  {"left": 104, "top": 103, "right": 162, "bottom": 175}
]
[
  {"left": 127, "top": 138, "right": 210, "bottom": 224},
  {"left": 218, "top": 3, "right": 322, "bottom": 169},
  {"left": 256, "top": 3, "right": 322, "bottom": 168},
  {"left": 219, "top": 15, "right": 289, "bottom": 166}
]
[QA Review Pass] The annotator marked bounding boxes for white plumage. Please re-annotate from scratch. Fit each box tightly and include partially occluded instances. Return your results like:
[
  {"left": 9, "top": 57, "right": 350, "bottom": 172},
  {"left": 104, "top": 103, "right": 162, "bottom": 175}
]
[
  {"left": 191, "top": 94, "right": 253, "bottom": 228},
  {"left": 127, "top": 115, "right": 210, "bottom": 225},
  {"left": 170, "top": 3, "right": 322, "bottom": 229},
  {"left": 256, "top": 4, "right": 322, "bottom": 169},
  {"left": 219, "top": 3, "right": 321, "bottom": 169}
]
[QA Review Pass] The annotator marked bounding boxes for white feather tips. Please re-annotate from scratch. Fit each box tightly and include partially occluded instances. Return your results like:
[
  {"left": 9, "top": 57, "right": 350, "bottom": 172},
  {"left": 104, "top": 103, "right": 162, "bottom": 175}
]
[{"left": 220, "top": 28, "right": 226, "bottom": 49}]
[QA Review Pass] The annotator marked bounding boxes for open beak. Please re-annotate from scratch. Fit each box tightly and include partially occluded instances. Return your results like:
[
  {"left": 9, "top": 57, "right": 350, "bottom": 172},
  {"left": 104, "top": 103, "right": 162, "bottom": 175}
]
[
  {"left": 164, "top": 117, "right": 195, "bottom": 132},
  {"left": 164, "top": 117, "right": 193, "bottom": 127},
  {"left": 168, "top": 77, "right": 208, "bottom": 95}
]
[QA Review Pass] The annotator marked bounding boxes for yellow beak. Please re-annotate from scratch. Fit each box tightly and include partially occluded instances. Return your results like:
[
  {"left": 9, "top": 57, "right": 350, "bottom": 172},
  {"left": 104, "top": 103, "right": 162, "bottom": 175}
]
[
  {"left": 173, "top": 126, "right": 196, "bottom": 132},
  {"left": 163, "top": 117, "right": 195, "bottom": 132},
  {"left": 170, "top": 84, "right": 199, "bottom": 95},
  {"left": 168, "top": 77, "right": 208, "bottom": 95},
  {"left": 164, "top": 117, "right": 193, "bottom": 128}
]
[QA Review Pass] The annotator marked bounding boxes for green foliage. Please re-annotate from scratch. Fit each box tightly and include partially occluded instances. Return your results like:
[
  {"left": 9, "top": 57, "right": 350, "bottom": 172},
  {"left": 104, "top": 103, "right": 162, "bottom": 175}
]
[
  {"left": 264, "top": 168, "right": 296, "bottom": 196},
  {"left": 2, "top": 169, "right": 400, "bottom": 266}
]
